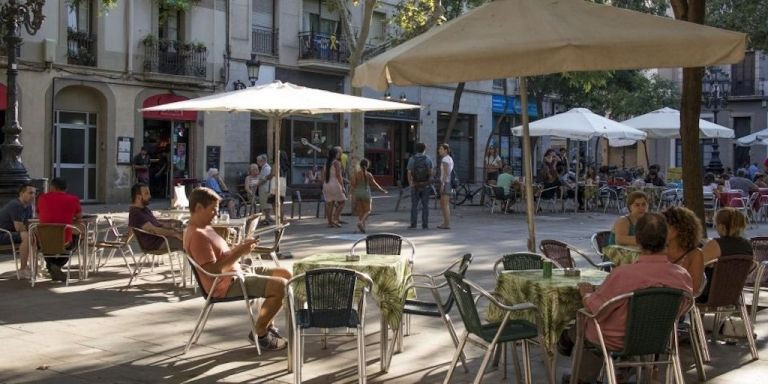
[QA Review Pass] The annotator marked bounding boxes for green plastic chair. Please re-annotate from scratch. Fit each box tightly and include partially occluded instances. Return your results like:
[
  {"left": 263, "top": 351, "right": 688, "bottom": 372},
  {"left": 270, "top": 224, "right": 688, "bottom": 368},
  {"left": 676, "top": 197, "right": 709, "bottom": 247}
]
[
  {"left": 493, "top": 252, "right": 557, "bottom": 276},
  {"left": 443, "top": 270, "right": 542, "bottom": 384},
  {"left": 570, "top": 287, "right": 693, "bottom": 384}
]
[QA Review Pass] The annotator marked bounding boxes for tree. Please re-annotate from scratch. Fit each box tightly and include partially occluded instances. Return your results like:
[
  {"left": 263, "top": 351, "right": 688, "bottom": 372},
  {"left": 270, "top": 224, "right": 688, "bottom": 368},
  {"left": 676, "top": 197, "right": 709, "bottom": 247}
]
[
  {"left": 671, "top": 0, "right": 707, "bottom": 233},
  {"left": 706, "top": 0, "right": 768, "bottom": 51}
]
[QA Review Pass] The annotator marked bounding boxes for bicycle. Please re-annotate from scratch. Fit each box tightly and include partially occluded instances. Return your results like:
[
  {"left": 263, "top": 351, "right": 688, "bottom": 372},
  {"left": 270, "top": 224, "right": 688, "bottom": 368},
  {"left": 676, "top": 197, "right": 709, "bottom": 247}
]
[{"left": 451, "top": 183, "right": 487, "bottom": 206}]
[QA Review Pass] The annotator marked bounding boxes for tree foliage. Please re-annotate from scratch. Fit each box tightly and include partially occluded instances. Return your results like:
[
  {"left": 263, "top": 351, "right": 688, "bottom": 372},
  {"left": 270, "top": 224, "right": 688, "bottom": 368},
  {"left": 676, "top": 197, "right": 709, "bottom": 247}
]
[{"left": 706, "top": 0, "right": 768, "bottom": 51}]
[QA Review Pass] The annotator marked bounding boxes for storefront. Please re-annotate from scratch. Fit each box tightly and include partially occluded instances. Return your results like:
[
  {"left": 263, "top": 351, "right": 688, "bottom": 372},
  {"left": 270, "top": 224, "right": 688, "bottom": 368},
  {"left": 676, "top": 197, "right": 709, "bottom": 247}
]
[
  {"left": 142, "top": 94, "right": 197, "bottom": 198},
  {"left": 364, "top": 109, "right": 419, "bottom": 187},
  {"left": 437, "top": 112, "right": 476, "bottom": 183},
  {"left": 490, "top": 94, "right": 539, "bottom": 176}
]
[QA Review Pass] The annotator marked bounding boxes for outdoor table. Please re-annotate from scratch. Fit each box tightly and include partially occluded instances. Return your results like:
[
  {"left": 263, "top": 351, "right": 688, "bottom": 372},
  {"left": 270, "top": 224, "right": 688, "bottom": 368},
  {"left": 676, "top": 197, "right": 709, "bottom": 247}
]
[
  {"left": 156, "top": 209, "right": 190, "bottom": 221},
  {"left": 488, "top": 268, "right": 608, "bottom": 384},
  {"left": 291, "top": 253, "right": 413, "bottom": 373},
  {"left": 718, "top": 190, "right": 743, "bottom": 208},
  {"left": 602, "top": 245, "right": 641, "bottom": 267}
]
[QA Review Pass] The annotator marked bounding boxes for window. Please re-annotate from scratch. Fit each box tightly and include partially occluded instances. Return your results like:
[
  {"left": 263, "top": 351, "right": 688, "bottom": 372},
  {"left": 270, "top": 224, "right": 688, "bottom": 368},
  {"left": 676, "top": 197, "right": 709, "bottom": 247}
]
[
  {"left": 67, "top": 0, "right": 92, "bottom": 33},
  {"left": 252, "top": 0, "right": 274, "bottom": 28},
  {"left": 159, "top": 7, "right": 182, "bottom": 41},
  {"left": 370, "top": 12, "right": 387, "bottom": 44}
]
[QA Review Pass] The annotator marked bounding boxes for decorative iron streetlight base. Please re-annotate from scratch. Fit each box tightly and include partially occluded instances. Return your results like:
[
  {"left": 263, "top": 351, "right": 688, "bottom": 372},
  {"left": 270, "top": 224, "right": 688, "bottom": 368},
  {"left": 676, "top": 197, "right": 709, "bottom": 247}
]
[
  {"left": 0, "top": 140, "right": 31, "bottom": 204},
  {"left": 706, "top": 141, "right": 724, "bottom": 175}
]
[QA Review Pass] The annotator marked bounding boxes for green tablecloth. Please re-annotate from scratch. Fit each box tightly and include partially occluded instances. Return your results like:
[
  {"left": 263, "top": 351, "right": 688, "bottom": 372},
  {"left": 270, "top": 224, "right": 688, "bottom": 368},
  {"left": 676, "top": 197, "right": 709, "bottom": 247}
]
[
  {"left": 487, "top": 269, "right": 608, "bottom": 355},
  {"left": 603, "top": 245, "right": 641, "bottom": 267},
  {"left": 293, "top": 253, "right": 413, "bottom": 330}
]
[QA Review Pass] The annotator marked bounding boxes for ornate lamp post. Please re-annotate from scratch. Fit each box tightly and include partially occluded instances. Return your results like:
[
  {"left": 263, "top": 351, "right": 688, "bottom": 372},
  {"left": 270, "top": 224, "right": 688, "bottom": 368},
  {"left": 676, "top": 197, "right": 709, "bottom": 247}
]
[
  {"left": 245, "top": 53, "right": 260, "bottom": 86},
  {"left": 701, "top": 67, "right": 730, "bottom": 174},
  {"left": 0, "top": 0, "right": 45, "bottom": 202}
]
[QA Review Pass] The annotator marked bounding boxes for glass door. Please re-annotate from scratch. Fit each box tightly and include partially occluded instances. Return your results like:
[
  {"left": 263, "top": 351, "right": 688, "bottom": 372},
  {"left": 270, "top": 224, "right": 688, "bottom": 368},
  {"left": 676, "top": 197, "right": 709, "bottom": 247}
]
[{"left": 54, "top": 111, "right": 97, "bottom": 201}]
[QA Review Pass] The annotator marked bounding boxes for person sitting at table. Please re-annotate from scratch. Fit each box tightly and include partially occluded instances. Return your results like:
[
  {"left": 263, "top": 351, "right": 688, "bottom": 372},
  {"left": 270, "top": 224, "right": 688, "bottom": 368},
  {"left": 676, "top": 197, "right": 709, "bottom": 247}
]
[
  {"left": 37, "top": 178, "right": 82, "bottom": 282},
  {"left": 557, "top": 164, "right": 585, "bottom": 210},
  {"left": 537, "top": 149, "right": 562, "bottom": 200},
  {"left": 243, "top": 163, "right": 260, "bottom": 207},
  {"left": 644, "top": 170, "right": 666, "bottom": 187},
  {"left": 754, "top": 173, "right": 768, "bottom": 188},
  {"left": 559, "top": 213, "right": 693, "bottom": 383},
  {"left": 607, "top": 191, "right": 648, "bottom": 246},
  {"left": 699, "top": 208, "right": 753, "bottom": 302},
  {"left": 128, "top": 183, "right": 184, "bottom": 252},
  {"left": 496, "top": 165, "right": 516, "bottom": 200},
  {"left": 0, "top": 183, "right": 36, "bottom": 279},
  {"left": 729, "top": 168, "right": 758, "bottom": 197},
  {"left": 662, "top": 206, "right": 705, "bottom": 293},
  {"left": 184, "top": 187, "right": 292, "bottom": 351},
  {"left": 204, "top": 168, "right": 238, "bottom": 219}
]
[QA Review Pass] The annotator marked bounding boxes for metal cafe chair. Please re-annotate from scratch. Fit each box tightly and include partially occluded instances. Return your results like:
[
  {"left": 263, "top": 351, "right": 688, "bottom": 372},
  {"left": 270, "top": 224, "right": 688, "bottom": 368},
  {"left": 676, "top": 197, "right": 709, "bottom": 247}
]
[
  {"left": 29, "top": 223, "right": 84, "bottom": 287},
  {"left": 493, "top": 252, "right": 559, "bottom": 277},
  {"left": 92, "top": 215, "right": 136, "bottom": 274},
  {"left": 570, "top": 287, "right": 693, "bottom": 384},
  {"left": 286, "top": 268, "right": 372, "bottom": 384},
  {"left": 0, "top": 228, "right": 22, "bottom": 280},
  {"left": 350, "top": 232, "right": 417, "bottom": 269},
  {"left": 540, "top": 239, "right": 613, "bottom": 270},
  {"left": 748, "top": 237, "right": 768, "bottom": 325},
  {"left": 184, "top": 255, "right": 263, "bottom": 355},
  {"left": 385, "top": 253, "right": 474, "bottom": 372},
  {"left": 443, "top": 271, "right": 542, "bottom": 384},
  {"left": 128, "top": 227, "right": 184, "bottom": 288}
]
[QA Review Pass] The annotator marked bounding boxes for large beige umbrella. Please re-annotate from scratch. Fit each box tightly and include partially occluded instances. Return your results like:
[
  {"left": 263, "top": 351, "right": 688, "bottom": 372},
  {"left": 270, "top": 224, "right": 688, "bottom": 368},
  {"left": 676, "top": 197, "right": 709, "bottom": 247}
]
[
  {"left": 142, "top": 81, "right": 419, "bottom": 226},
  {"left": 353, "top": 0, "right": 745, "bottom": 254}
]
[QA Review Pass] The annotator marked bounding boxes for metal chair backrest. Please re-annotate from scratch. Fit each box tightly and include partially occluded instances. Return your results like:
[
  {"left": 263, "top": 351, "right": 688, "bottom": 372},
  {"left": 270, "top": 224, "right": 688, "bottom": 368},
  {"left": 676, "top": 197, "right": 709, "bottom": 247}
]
[
  {"left": 749, "top": 237, "right": 768, "bottom": 286},
  {"left": 304, "top": 268, "right": 360, "bottom": 328},
  {"left": 445, "top": 270, "right": 484, "bottom": 337},
  {"left": 129, "top": 227, "right": 167, "bottom": 254},
  {"left": 442, "top": 253, "right": 473, "bottom": 313},
  {"left": 493, "top": 252, "right": 549, "bottom": 276},
  {"left": 35, "top": 224, "right": 75, "bottom": 255},
  {"left": 243, "top": 214, "right": 261, "bottom": 239},
  {"left": 365, "top": 233, "right": 403, "bottom": 255},
  {"left": 620, "top": 287, "right": 688, "bottom": 356},
  {"left": 702, "top": 254, "right": 755, "bottom": 308},
  {"left": 539, "top": 240, "right": 575, "bottom": 268},
  {"left": 186, "top": 256, "right": 212, "bottom": 298}
]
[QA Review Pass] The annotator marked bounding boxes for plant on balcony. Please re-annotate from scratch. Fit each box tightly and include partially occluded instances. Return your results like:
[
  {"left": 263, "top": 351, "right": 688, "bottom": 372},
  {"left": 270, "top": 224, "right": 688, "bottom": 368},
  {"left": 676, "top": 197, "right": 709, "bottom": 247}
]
[
  {"left": 193, "top": 42, "right": 207, "bottom": 53},
  {"left": 142, "top": 34, "right": 158, "bottom": 47}
]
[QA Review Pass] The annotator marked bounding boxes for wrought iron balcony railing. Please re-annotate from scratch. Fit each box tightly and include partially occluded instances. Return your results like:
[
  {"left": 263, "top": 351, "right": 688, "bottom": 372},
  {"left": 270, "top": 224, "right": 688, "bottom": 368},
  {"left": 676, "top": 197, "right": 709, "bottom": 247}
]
[
  {"left": 67, "top": 28, "right": 97, "bottom": 66},
  {"left": 252, "top": 26, "right": 278, "bottom": 56},
  {"left": 298, "top": 31, "right": 349, "bottom": 64},
  {"left": 143, "top": 38, "right": 208, "bottom": 78}
]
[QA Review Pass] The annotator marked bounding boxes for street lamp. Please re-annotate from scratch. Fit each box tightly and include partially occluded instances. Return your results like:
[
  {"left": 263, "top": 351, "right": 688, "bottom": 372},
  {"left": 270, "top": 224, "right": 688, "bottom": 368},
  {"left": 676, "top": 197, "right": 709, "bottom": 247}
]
[
  {"left": 0, "top": 0, "right": 45, "bottom": 203},
  {"left": 232, "top": 79, "right": 246, "bottom": 90},
  {"left": 701, "top": 67, "right": 730, "bottom": 174},
  {"left": 245, "top": 53, "right": 261, "bottom": 86}
]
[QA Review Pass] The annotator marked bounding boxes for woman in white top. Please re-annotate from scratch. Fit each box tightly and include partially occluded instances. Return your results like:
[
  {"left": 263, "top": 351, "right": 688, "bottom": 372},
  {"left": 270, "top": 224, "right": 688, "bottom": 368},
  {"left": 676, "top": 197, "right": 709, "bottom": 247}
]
[
  {"left": 437, "top": 143, "right": 454, "bottom": 229},
  {"left": 485, "top": 147, "right": 502, "bottom": 184}
]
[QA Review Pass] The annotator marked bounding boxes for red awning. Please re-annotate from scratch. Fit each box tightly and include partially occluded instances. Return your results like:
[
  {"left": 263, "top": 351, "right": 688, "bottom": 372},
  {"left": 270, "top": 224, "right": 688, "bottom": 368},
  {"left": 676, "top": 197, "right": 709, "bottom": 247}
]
[
  {"left": 142, "top": 93, "right": 197, "bottom": 121},
  {"left": 0, "top": 84, "right": 7, "bottom": 110}
]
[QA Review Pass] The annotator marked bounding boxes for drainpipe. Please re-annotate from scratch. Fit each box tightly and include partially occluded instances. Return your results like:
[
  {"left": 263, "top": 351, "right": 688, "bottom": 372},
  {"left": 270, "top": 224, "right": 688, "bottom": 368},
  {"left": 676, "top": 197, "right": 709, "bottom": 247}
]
[
  {"left": 223, "top": 0, "right": 231, "bottom": 89},
  {"left": 126, "top": 0, "right": 134, "bottom": 75}
]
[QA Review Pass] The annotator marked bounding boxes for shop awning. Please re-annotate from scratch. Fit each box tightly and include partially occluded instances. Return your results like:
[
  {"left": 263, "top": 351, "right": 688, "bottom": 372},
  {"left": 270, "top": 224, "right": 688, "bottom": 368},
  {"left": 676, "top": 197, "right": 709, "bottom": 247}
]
[{"left": 142, "top": 94, "right": 197, "bottom": 121}]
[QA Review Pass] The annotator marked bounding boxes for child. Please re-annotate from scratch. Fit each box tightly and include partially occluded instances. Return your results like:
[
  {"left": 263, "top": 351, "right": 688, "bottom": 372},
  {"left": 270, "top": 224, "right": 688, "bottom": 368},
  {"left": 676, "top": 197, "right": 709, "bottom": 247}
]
[{"left": 350, "top": 159, "right": 387, "bottom": 233}]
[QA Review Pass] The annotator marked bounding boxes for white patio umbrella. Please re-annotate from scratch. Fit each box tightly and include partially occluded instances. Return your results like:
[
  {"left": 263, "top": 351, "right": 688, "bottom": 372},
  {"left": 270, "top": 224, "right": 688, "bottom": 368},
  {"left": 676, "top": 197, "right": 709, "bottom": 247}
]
[
  {"left": 141, "top": 81, "right": 419, "bottom": 225},
  {"left": 353, "top": 0, "right": 745, "bottom": 255},
  {"left": 736, "top": 127, "right": 768, "bottom": 146},
  {"left": 510, "top": 108, "right": 646, "bottom": 211},
  {"left": 621, "top": 107, "right": 735, "bottom": 138}
]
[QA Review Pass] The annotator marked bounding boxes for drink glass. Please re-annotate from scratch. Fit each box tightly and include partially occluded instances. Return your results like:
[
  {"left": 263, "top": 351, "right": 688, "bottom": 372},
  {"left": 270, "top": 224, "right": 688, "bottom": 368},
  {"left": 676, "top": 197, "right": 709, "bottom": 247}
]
[
  {"left": 543, "top": 260, "right": 553, "bottom": 278},
  {"left": 220, "top": 212, "right": 230, "bottom": 222}
]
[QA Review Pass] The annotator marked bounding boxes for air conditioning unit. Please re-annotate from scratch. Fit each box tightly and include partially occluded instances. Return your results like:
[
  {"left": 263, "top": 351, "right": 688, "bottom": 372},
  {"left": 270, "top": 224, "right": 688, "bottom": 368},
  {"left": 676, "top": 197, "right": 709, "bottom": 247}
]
[{"left": 43, "top": 38, "right": 56, "bottom": 63}]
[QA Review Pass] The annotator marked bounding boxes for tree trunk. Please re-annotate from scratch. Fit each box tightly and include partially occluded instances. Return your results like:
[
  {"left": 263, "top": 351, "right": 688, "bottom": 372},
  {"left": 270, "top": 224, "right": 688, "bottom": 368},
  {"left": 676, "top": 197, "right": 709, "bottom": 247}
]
[
  {"left": 442, "top": 82, "right": 466, "bottom": 143},
  {"left": 672, "top": 0, "right": 707, "bottom": 235}
]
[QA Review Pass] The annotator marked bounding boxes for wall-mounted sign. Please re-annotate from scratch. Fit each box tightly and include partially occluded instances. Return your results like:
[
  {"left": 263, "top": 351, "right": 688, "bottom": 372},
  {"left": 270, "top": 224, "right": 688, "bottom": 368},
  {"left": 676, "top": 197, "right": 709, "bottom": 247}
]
[
  {"left": 206, "top": 145, "right": 221, "bottom": 171},
  {"left": 117, "top": 136, "right": 133, "bottom": 165}
]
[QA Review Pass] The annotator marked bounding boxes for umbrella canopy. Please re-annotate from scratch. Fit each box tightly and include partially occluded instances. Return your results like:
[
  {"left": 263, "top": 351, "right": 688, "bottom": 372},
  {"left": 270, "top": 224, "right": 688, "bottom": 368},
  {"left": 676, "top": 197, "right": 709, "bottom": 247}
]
[
  {"left": 510, "top": 108, "right": 646, "bottom": 141},
  {"left": 353, "top": 0, "right": 746, "bottom": 91},
  {"left": 621, "top": 107, "right": 735, "bottom": 139},
  {"left": 736, "top": 127, "right": 768, "bottom": 146},
  {"left": 142, "top": 81, "right": 419, "bottom": 226}
]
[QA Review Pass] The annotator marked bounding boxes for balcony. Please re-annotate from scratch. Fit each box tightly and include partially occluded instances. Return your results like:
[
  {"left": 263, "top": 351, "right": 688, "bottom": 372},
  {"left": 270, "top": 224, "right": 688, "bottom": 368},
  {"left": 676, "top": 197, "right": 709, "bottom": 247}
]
[
  {"left": 252, "top": 26, "right": 278, "bottom": 56},
  {"left": 143, "top": 38, "right": 208, "bottom": 78},
  {"left": 67, "top": 28, "right": 97, "bottom": 66},
  {"left": 298, "top": 31, "right": 350, "bottom": 72}
]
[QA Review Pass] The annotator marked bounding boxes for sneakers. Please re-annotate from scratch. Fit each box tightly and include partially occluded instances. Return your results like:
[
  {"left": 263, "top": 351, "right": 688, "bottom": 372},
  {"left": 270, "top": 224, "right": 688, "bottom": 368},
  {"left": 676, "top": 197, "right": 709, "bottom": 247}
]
[
  {"left": 248, "top": 325, "right": 287, "bottom": 351},
  {"left": 48, "top": 265, "right": 67, "bottom": 282}
]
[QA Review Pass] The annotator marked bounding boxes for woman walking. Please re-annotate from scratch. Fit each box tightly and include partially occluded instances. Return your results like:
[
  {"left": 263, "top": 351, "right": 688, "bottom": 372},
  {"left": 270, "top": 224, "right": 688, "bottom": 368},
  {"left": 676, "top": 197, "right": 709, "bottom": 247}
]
[
  {"left": 350, "top": 158, "right": 388, "bottom": 233},
  {"left": 437, "top": 143, "right": 454, "bottom": 229},
  {"left": 322, "top": 147, "right": 347, "bottom": 227}
]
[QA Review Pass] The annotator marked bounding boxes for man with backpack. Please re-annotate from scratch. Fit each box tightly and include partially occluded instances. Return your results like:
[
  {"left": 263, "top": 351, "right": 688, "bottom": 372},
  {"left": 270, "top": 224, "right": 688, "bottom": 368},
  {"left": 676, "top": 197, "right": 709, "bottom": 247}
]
[{"left": 407, "top": 142, "right": 434, "bottom": 229}]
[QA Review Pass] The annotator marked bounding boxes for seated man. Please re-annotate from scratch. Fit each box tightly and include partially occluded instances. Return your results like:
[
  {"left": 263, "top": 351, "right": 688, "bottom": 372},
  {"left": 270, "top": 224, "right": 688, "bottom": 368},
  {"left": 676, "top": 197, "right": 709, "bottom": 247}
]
[
  {"left": 128, "top": 183, "right": 184, "bottom": 252},
  {"left": 561, "top": 212, "right": 693, "bottom": 383},
  {"left": 204, "top": 168, "right": 238, "bottom": 218},
  {"left": 184, "top": 187, "right": 292, "bottom": 351},
  {"left": 0, "top": 183, "right": 36, "bottom": 279},
  {"left": 496, "top": 165, "right": 516, "bottom": 199},
  {"left": 37, "top": 178, "right": 82, "bottom": 282},
  {"left": 729, "top": 168, "right": 759, "bottom": 197}
]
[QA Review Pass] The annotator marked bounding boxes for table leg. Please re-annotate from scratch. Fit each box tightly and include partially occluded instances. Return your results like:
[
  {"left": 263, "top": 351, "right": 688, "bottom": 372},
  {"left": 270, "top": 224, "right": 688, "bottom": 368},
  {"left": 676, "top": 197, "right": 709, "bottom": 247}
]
[
  {"left": 543, "top": 350, "right": 557, "bottom": 384},
  {"left": 380, "top": 316, "right": 388, "bottom": 373},
  {"left": 285, "top": 304, "right": 293, "bottom": 373}
]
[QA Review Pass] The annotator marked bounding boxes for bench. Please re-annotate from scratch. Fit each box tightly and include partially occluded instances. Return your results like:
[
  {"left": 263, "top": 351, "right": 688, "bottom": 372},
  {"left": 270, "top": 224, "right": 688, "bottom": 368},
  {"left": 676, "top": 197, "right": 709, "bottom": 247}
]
[{"left": 291, "top": 183, "right": 324, "bottom": 219}]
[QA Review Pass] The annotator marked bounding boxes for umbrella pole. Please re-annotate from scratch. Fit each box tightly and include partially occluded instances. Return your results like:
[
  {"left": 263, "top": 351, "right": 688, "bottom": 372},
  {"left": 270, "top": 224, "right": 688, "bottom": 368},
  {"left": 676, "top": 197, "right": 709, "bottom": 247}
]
[
  {"left": 519, "top": 77, "right": 536, "bottom": 252},
  {"left": 643, "top": 140, "right": 650, "bottom": 170},
  {"left": 272, "top": 115, "right": 282, "bottom": 227},
  {"left": 576, "top": 146, "right": 580, "bottom": 213}
]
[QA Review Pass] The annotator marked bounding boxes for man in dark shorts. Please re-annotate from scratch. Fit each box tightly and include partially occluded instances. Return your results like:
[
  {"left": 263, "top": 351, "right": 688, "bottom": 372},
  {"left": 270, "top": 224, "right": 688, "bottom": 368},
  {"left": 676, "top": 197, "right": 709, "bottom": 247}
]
[
  {"left": 37, "top": 178, "right": 82, "bottom": 282},
  {"left": 184, "top": 187, "right": 292, "bottom": 351},
  {"left": 128, "top": 183, "right": 184, "bottom": 252},
  {"left": 0, "top": 183, "right": 36, "bottom": 279}
]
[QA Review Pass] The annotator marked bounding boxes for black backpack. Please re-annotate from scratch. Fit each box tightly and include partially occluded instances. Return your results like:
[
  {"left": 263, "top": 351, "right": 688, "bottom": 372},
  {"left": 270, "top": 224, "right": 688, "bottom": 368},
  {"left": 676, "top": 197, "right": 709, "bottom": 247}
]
[{"left": 412, "top": 155, "right": 431, "bottom": 184}]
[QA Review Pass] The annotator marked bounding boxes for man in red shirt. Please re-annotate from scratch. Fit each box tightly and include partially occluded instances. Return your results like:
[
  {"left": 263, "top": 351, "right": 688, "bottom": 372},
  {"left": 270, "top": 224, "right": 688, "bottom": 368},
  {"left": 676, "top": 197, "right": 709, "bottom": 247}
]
[{"left": 37, "top": 178, "right": 82, "bottom": 281}]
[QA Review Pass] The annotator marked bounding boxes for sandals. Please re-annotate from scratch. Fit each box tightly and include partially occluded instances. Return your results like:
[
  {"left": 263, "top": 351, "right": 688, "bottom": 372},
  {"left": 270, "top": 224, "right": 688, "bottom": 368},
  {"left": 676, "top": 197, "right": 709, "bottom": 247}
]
[
  {"left": 437, "top": 225, "right": 451, "bottom": 230},
  {"left": 357, "top": 222, "right": 366, "bottom": 233}
]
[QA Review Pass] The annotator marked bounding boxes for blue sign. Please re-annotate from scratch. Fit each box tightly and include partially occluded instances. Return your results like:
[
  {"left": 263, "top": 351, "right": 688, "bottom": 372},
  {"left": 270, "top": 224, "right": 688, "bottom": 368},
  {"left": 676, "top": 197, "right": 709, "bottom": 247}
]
[{"left": 491, "top": 95, "right": 538, "bottom": 117}]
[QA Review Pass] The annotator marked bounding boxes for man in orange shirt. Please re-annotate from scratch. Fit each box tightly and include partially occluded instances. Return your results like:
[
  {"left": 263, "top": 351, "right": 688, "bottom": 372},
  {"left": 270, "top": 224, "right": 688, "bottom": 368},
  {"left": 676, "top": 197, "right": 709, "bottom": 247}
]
[
  {"left": 37, "top": 178, "right": 83, "bottom": 281},
  {"left": 184, "top": 187, "right": 291, "bottom": 351}
]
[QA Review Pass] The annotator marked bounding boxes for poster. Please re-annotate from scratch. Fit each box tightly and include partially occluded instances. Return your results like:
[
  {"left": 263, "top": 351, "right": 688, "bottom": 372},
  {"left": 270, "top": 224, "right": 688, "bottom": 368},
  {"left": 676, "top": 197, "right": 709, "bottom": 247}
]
[
  {"left": 206, "top": 145, "right": 221, "bottom": 171},
  {"left": 117, "top": 136, "right": 133, "bottom": 165}
]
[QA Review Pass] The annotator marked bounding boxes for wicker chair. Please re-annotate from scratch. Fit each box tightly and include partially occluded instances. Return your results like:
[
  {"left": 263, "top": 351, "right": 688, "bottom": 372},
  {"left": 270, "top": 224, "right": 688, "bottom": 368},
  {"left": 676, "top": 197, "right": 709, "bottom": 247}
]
[
  {"left": 493, "top": 252, "right": 556, "bottom": 276},
  {"left": 385, "top": 253, "right": 473, "bottom": 372},
  {"left": 443, "top": 271, "right": 541, "bottom": 384},
  {"left": 749, "top": 237, "right": 768, "bottom": 325},
  {"left": 540, "top": 239, "right": 613, "bottom": 270},
  {"left": 286, "top": 268, "right": 372, "bottom": 384},
  {"left": 350, "top": 233, "right": 416, "bottom": 269},
  {"left": 692, "top": 255, "right": 760, "bottom": 362},
  {"left": 570, "top": 287, "right": 693, "bottom": 384},
  {"left": 29, "top": 223, "right": 83, "bottom": 287}
]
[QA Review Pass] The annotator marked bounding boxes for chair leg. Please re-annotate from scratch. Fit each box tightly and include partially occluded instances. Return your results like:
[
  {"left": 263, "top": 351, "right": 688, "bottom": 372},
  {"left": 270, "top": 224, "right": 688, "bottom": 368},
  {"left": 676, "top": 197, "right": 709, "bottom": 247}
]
[
  {"left": 689, "top": 319, "right": 707, "bottom": 382},
  {"left": 751, "top": 285, "right": 761, "bottom": 327},
  {"left": 443, "top": 332, "right": 468, "bottom": 384},
  {"left": 690, "top": 306, "right": 711, "bottom": 362},
  {"left": 358, "top": 325, "right": 367, "bottom": 384},
  {"left": 441, "top": 314, "right": 469, "bottom": 373},
  {"left": 521, "top": 340, "right": 532, "bottom": 384},
  {"left": 245, "top": 299, "right": 262, "bottom": 356},
  {"left": 185, "top": 302, "right": 212, "bottom": 354},
  {"left": 294, "top": 327, "right": 302, "bottom": 384},
  {"left": 192, "top": 302, "right": 216, "bottom": 345},
  {"left": 740, "top": 302, "right": 760, "bottom": 360},
  {"left": 473, "top": 341, "right": 499, "bottom": 384}
]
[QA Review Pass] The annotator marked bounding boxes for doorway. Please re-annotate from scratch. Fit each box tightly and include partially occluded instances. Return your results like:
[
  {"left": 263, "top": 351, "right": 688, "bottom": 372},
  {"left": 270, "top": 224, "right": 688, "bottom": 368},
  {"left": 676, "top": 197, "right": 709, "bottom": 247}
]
[
  {"left": 733, "top": 116, "right": 751, "bottom": 170},
  {"left": 143, "top": 119, "right": 192, "bottom": 198},
  {"left": 438, "top": 112, "right": 476, "bottom": 183},
  {"left": 53, "top": 111, "right": 98, "bottom": 201}
]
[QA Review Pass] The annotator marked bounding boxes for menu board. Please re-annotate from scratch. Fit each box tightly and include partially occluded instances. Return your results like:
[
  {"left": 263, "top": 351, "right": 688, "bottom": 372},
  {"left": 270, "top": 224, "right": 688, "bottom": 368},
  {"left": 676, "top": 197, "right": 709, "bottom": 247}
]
[
  {"left": 206, "top": 145, "right": 221, "bottom": 171},
  {"left": 117, "top": 136, "right": 133, "bottom": 165}
]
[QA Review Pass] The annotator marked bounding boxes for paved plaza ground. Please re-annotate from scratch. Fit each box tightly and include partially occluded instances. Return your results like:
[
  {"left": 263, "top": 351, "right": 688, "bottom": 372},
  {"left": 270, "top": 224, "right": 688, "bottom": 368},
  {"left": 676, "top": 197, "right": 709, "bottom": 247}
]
[{"left": 1, "top": 194, "right": 767, "bottom": 383}]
